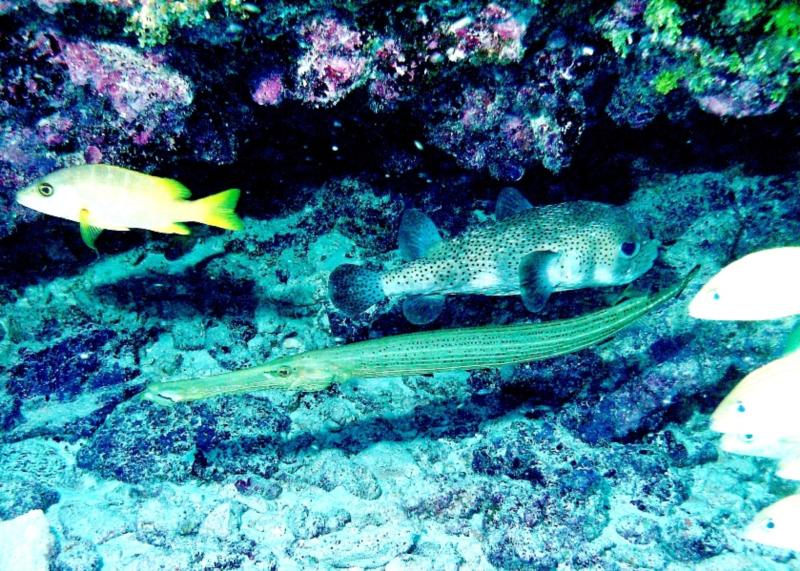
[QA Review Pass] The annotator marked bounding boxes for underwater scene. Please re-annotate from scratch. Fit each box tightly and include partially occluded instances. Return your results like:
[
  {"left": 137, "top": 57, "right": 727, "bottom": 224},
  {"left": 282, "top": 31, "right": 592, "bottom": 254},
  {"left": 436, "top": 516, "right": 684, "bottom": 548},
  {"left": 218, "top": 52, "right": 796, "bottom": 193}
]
[{"left": 1, "top": 0, "right": 800, "bottom": 569}]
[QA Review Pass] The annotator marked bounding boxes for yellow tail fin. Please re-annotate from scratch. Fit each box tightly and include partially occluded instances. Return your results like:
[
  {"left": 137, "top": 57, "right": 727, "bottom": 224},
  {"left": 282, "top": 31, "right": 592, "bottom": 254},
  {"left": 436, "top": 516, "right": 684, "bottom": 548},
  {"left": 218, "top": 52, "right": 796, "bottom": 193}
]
[{"left": 191, "top": 188, "right": 244, "bottom": 231}]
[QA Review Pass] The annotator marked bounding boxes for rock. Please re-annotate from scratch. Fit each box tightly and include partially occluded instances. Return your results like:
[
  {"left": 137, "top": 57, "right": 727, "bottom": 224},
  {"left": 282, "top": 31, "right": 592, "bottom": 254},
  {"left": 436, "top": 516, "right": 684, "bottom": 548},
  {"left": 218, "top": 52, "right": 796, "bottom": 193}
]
[
  {"left": 0, "top": 478, "right": 59, "bottom": 520},
  {"left": 298, "top": 524, "right": 417, "bottom": 569},
  {"left": 298, "top": 449, "right": 382, "bottom": 500},
  {"left": 0, "top": 510, "right": 55, "bottom": 571},
  {"left": 287, "top": 505, "right": 351, "bottom": 540},
  {"left": 198, "top": 502, "right": 244, "bottom": 539},
  {"left": 53, "top": 540, "right": 102, "bottom": 571}
]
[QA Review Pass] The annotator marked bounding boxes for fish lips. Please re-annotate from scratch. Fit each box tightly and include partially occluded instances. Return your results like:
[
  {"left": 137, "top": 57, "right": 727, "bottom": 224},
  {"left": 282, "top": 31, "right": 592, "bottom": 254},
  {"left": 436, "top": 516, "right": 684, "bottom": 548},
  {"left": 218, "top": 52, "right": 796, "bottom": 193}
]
[{"left": 15, "top": 189, "right": 35, "bottom": 209}]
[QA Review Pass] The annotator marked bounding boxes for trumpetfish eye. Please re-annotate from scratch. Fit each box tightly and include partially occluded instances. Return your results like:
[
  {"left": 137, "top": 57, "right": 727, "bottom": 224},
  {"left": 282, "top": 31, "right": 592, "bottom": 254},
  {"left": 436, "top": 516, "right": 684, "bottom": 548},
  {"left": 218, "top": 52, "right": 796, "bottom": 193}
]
[
  {"left": 37, "top": 182, "right": 54, "bottom": 197},
  {"left": 277, "top": 367, "right": 291, "bottom": 378}
]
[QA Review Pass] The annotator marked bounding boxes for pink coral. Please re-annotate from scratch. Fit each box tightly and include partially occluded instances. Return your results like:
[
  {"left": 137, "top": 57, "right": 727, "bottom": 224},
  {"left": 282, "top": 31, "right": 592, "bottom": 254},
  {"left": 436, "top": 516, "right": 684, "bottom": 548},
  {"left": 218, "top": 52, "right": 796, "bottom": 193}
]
[
  {"left": 53, "top": 40, "right": 193, "bottom": 124},
  {"left": 367, "top": 38, "right": 420, "bottom": 111},
  {"left": 295, "top": 18, "right": 370, "bottom": 107},
  {"left": 444, "top": 3, "right": 528, "bottom": 64},
  {"left": 252, "top": 73, "right": 284, "bottom": 106}
]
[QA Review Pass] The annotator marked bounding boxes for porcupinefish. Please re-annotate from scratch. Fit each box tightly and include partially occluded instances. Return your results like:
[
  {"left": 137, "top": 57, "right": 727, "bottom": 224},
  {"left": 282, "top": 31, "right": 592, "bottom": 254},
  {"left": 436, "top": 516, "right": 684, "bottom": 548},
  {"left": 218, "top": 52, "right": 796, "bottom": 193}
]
[
  {"left": 689, "top": 247, "right": 800, "bottom": 321},
  {"left": 744, "top": 494, "right": 800, "bottom": 552},
  {"left": 710, "top": 351, "right": 800, "bottom": 438},
  {"left": 16, "top": 164, "right": 244, "bottom": 251},
  {"left": 328, "top": 188, "right": 659, "bottom": 324}
]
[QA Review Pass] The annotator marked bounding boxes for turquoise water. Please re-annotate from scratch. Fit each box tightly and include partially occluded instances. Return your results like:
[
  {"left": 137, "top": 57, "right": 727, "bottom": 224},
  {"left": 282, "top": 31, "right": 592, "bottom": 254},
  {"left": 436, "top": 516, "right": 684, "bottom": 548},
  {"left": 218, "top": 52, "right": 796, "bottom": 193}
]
[{"left": 1, "top": 1, "right": 800, "bottom": 569}]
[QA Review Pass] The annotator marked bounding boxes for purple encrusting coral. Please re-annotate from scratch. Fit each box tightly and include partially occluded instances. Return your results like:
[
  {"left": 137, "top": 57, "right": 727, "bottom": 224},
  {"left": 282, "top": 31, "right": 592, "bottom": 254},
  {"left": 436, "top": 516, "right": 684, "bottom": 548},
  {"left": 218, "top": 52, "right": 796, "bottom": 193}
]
[
  {"left": 425, "top": 40, "right": 599, "bottom": 179},
  {"left": 54, "top": 39, "right": 193, "bottom": 130},
  {"left": 251, "top": 72, "right": 285, "bottom": 107},
  {"left": 440, "top": 2, "right": 529, "bottom": 64},
  {"left": 293, "top": 18, "right": 370, "bottom": 108}
]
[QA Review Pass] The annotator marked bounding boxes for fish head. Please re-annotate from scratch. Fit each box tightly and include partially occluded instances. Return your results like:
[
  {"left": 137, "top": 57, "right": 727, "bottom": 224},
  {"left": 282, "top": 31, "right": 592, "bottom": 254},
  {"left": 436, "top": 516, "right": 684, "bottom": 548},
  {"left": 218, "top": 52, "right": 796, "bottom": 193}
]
[
  {"left": 743, "top": 495, "right": 800, "bottom": 551},
  {"left": 711, "top": 353, "right": 800, "bottom": 437},
  {"left": 688, "top": 248, "right": 799, "bottom": 321},
  {"left": 259, "top": 352, "right": 343, "bottom": 392},
  {"left": 16, "top": 167, "right": 84, "bottom": 221},
  {"left": 569, "top": 206, "right": 658, "bottom": 287}
]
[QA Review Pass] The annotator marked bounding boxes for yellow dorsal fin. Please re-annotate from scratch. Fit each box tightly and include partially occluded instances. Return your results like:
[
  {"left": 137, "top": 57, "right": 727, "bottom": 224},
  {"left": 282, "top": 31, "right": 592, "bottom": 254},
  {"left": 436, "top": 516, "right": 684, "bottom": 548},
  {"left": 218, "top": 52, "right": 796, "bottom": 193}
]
[{"left": 153, "top": 176, "right": 192, "bottom": 200}]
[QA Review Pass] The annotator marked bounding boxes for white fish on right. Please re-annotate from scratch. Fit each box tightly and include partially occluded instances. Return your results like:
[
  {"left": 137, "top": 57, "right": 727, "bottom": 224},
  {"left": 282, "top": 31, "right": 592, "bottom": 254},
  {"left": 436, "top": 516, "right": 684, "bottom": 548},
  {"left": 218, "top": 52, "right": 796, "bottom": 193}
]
[
  {"left": 777, "top": 456, "right": 800, "bottom": 481},
  {"left": 689, "top": 247, "right": 800, "bottom": 321},
  {"left": 719, "top": 432, "right": 800, "bottom": 460},
  {"left": 744, "top": 494, "right": 800, "bottom": 552},
  {"left": 710, "top": 351, "right": 800, "bottom": 438}
]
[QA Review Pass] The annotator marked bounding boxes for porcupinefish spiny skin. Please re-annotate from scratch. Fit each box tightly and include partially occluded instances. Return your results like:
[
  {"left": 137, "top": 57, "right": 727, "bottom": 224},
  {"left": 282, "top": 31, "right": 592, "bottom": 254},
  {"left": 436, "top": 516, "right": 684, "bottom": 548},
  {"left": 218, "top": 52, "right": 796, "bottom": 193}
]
[
  {"left": 15, "top": 163, "right": 244, "bottom": 251},
  {"left": 328, "top": 188, "right": 659, "bottom": 324}
]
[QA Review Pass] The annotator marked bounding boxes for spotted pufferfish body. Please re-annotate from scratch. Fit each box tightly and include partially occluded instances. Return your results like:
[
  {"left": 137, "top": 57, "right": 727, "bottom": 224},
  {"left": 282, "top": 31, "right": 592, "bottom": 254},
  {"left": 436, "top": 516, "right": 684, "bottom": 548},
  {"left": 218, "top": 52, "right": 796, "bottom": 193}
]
[
  {"left": 383, "top": 201, "right": 649, "bottom": 297},
  {"left": 329, "top": 191, "right": 659, "bottom": 325}
]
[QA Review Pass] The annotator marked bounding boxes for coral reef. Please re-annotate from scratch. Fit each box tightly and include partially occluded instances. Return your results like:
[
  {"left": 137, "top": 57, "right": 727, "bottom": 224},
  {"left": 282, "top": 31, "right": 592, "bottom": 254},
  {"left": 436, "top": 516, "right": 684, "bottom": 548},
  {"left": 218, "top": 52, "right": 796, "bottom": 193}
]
[{"left": 1, "top": 0, "right": 799, "bottom": 569}]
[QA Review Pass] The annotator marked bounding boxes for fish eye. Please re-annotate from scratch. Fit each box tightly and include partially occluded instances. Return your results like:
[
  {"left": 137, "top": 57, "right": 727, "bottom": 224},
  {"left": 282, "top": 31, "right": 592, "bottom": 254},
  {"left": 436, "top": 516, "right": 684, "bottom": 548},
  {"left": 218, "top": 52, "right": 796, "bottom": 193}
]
[
  {"left": 620, "top": 242, "right": 639, "bottom": 257},
  {"left": 744, "top": 433, "right": 753, "bottom": 440},
  {"left": 277, "top": 367, "right": 291, "bottom": 378},
  {"left": 37, "top": 182, "right": 54, "bottom": 197},
  {"left": 766, "top": 519, "right": 775, "bottom": 530},
  {"left": 737, "top": 402, "right": 746, "bottom": 413},
  {"left": 712, "top": 291, "right": 720, "bottom": 301}
]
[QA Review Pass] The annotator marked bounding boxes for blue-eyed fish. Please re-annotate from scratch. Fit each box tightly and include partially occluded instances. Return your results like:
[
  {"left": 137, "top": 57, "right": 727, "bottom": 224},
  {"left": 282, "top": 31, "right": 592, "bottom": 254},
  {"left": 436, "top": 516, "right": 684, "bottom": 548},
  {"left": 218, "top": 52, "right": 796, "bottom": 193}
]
[
  {"left": 689, "top": 247, "right": 800, "bottom": 321},
  {"left": 328, "top": 188, "right": 659, "bottom": 324},
  {"left": 719, "top": 432, "right": 800, "bottom": 459},
  {"left": 710, "top": 351, "right": 800, "bottom": 438},
  {"left": 16, "top": 164, "right": 244, "bottom": 250},
  {"left": 743, "top": 494, "right": 800, "bottom": 552}
]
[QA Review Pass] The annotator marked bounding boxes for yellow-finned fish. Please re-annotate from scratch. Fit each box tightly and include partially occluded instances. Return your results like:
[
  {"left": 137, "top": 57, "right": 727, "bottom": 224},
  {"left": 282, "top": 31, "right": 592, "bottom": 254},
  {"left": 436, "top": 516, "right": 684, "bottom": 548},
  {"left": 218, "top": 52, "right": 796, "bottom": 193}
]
[
  {"left": 744, "top": 494, "right": 800, "bottom": 552},
  {"left": 16, "top": 164, "right": 244, "bottom": 250},
  {"left": 710, "top": 351, "right": 800, "bottom": 438},
  {"left": 689, "top": 247, "right": 800, "bottom": 321}
]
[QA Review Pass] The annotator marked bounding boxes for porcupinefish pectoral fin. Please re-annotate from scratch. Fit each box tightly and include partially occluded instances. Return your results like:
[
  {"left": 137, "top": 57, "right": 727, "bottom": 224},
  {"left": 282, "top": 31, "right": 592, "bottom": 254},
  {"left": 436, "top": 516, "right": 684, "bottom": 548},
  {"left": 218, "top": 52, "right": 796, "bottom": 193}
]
[
  {"left": 519, "top": 251, "right": 560, "bottom": 312},
  {"left": 399, "top": 209, "right": 442, "bottom": 261},
  {"left": 79, "top": 208, "right": 103, "bottom": 251},
  {"left": 402, "top": 295, "right": 445, "bottom": 325},
  {"left": 495, "top": 187, "right": 533, "bottom": 221}
]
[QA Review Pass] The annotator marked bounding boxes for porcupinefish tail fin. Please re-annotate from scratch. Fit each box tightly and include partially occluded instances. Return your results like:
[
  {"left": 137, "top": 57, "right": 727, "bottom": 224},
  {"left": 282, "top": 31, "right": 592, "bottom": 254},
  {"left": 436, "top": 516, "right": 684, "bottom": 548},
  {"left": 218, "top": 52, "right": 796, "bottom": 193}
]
[
  {"left": 398, "top": 209, "right": 442, "bottom": 260},
  {"left": 402, "top": 295, "right": 445, "bottom": 325},
  {"left": 496, "top": 187, "right": 533, "bottom": 221},
  {"left": 519, "top": 251, "right": 560, "bottom": 312},
  {"left": 328, "top": 264, "right": 386, "bottom": 316}
]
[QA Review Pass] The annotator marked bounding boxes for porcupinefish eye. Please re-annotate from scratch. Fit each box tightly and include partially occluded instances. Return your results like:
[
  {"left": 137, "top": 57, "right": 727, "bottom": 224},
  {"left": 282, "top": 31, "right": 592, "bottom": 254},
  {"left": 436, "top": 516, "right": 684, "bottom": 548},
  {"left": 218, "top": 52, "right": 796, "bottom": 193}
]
[
  {"left": 37, "top": 182, "right": 54, "bottom": 197},
  {"left": 620, "top": 241, "right": 639, "bottom": 257}
]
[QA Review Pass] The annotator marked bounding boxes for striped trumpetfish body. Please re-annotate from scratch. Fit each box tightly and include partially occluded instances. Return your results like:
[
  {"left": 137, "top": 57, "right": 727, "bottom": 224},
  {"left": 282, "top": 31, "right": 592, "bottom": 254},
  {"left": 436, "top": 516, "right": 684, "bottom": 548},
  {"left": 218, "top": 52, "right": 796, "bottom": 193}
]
[{"left": 138, "top": 268, "right": 696, "bottom": 404}]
